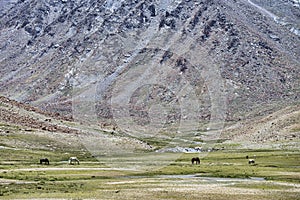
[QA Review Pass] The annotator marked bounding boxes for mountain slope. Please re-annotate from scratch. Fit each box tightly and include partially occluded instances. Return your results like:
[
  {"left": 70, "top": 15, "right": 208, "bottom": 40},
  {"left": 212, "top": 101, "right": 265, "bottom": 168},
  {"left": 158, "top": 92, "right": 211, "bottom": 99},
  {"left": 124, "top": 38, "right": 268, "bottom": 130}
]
[
  {"left": 222, "top": 104, "right": 300, "bottom": 147},
  {"left": 0, "top": 0, "right": 299, "bottom": 130},
  {"left": 0, "top": 95, "right": 151, "bottom": 153}
]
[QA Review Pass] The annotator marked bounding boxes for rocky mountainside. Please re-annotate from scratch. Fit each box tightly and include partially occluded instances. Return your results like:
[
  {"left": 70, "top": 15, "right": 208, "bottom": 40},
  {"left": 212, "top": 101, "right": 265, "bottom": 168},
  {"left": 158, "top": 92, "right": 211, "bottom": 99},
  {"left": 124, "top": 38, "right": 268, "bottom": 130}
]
[
  {"left": 222, "top": 104, "right": 300, "bottom": 146},
  {"left": 0, "top": 95, "right": 152, "bottom": 153},
  {"left": 0, "top": 0, "right": 299, "bottom": 135}
]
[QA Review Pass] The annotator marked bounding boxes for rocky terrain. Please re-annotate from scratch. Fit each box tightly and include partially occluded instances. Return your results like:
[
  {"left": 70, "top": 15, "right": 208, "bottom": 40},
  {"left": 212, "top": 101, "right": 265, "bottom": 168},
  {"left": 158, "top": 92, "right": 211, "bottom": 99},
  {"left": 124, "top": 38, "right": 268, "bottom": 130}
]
[
  {"left": 222, "top": 104, "right": 300, "bottom": 148},
  {"left": 0, "top": 95, "right": 152, "bottom": 153},
  {"left": 0, "top": 96, "right": 76, "bottom": 133},
  {"left": 0, "top": 0, "right": 299, "bottom": 142}
]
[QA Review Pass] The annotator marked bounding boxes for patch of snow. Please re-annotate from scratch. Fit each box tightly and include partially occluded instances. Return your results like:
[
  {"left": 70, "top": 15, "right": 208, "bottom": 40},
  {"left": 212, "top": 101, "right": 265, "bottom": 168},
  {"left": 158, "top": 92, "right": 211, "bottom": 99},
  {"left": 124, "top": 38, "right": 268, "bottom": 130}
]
[
  {"left": 247, "top": 0, "right": 278, "bottom": 21},
  {"left": 104, "top": 0, "right": 124, "bottom": 12},
  {"left": 290, "top": 27, "right": 300, "bottom": 36},
  {"left": 292, "top": 0, "right": 300, "bottom": 7}
]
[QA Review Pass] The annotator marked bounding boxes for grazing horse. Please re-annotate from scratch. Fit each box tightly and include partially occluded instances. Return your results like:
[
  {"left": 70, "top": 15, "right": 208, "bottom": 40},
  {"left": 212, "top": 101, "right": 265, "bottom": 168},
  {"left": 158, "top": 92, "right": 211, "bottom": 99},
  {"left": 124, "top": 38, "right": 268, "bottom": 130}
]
[
  {"left": 248, "top": 159, "right": 255, "bottom": 164},
  {"left": 69, "top": 157, "right": 80, "bottom": 165},
  {"left": 40, "top": 158, "right": 49, "bottom": 165},
  {"left": 191, "top": 157, "right": 200, "bottom": 165}
]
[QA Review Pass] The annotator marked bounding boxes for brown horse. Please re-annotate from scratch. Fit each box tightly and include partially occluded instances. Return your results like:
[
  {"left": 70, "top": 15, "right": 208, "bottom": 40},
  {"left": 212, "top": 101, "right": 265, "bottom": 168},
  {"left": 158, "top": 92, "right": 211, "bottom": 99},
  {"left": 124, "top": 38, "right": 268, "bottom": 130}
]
[{"left": 191, "top": 157, "right": 200, "bottom": 165}]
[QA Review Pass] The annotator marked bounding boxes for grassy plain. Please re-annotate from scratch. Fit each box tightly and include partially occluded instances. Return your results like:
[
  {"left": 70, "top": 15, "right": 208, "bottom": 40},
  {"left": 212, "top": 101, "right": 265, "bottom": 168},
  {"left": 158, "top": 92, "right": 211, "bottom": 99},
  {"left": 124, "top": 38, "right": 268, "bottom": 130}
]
[{"left": 0, "top": 147, "right": 299, "bottom": 200}]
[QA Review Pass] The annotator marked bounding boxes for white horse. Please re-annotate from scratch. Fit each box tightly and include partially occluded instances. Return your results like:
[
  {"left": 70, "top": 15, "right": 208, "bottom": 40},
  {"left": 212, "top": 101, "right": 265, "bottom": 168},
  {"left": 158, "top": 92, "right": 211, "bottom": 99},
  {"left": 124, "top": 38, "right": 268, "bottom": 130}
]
[
  {"left": 248, "top": 159, "right": 255, "bottom": 164},
  {"left": 68, "top": 157, "right": 80, "bottom": 165}
]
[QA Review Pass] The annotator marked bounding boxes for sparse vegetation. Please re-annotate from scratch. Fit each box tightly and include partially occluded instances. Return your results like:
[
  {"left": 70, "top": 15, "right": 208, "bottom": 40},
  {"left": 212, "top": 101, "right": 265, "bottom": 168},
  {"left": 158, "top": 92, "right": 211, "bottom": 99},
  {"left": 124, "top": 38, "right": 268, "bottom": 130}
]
[{"left": 0, "top": 146, "right": 299, "bottom": 199}]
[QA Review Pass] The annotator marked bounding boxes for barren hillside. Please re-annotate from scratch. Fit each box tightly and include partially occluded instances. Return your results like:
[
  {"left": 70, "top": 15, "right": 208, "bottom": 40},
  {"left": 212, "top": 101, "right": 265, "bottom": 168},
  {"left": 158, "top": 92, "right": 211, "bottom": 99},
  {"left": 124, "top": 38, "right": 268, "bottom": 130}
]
[
  {"left": 0, "top": 96, "right": 151, "bottom": 153},
  {"left": 0, "top": 0, "right": 299, "bottom": 141}
]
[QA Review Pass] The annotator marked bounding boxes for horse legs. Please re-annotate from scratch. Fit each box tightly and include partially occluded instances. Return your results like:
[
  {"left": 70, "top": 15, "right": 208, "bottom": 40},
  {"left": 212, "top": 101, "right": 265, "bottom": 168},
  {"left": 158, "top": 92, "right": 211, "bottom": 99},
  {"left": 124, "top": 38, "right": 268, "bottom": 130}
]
[{"left": 192, "top": 158, "right": 200, "bottom": 165}]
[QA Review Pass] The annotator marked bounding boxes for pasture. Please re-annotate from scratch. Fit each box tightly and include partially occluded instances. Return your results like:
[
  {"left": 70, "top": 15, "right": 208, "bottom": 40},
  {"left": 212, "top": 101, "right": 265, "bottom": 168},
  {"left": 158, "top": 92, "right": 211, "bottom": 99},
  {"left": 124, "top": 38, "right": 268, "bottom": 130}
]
[{"left": 0, "top": 147, "right": 299, "bottom": 199}]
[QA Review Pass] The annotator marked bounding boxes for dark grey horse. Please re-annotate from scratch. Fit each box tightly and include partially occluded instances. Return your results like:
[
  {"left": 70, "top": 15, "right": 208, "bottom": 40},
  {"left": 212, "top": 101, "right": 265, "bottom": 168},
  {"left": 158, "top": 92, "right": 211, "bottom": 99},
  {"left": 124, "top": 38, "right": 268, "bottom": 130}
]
[{"left": 40, "top": 158, "right": 49, "bottom": 165}]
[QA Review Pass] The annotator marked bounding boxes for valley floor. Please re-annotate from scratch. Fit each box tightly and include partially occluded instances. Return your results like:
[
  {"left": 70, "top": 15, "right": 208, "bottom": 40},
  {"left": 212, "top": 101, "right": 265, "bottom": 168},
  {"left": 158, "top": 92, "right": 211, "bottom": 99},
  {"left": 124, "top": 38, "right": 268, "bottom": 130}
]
[{"left": 0, "top": 149, "right": 299, "bottom": 200}]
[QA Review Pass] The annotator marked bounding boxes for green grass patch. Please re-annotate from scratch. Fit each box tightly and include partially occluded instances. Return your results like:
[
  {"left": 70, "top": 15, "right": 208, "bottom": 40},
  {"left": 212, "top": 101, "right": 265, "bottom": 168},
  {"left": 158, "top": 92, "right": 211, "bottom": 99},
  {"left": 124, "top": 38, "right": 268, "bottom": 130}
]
[
  {"left": 141, "top": 137, "right": 171, "bottom": 149},
  {"left": 132, "top": 150, "right": 300, "bottom": 182},
  {"left": 0, "top": 148, "right": 299, "bottom": 199}
]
